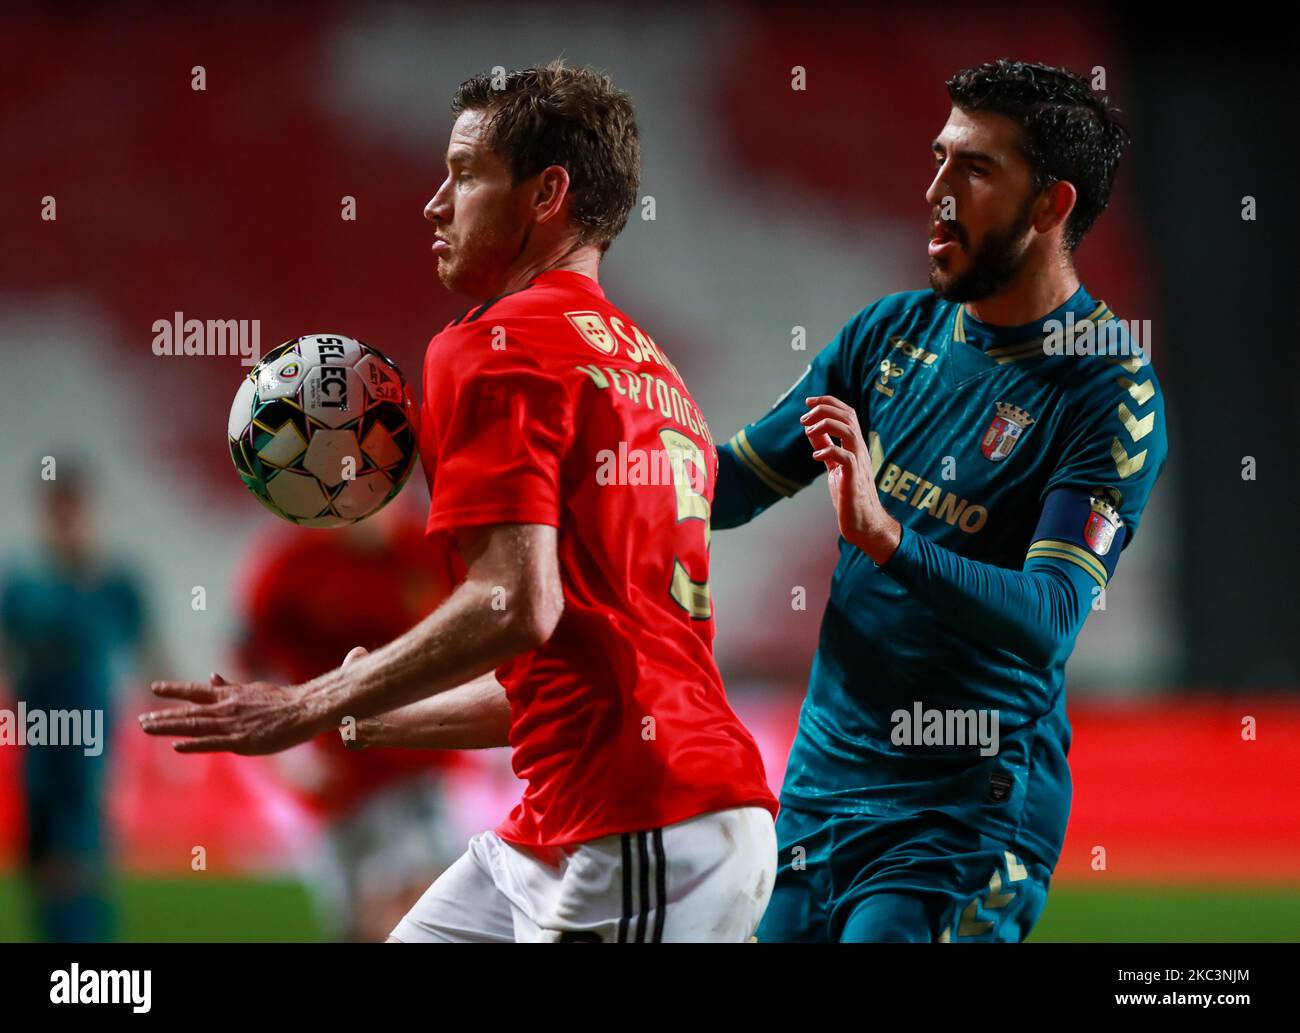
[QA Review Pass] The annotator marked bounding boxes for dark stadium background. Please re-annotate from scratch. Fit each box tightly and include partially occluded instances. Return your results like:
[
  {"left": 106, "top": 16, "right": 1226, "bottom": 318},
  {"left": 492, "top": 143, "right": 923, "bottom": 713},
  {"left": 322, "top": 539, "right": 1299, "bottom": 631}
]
[{"left": 0, "top": 2, "right": 1295, "bottom": 941}]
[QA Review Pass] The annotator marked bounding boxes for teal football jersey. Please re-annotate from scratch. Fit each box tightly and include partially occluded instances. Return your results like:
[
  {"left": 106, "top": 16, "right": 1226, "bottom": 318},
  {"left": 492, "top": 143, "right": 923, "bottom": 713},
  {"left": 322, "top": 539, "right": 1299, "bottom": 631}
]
[{"left": 713, "top": 284, "right": 1168, "bottom": 866}]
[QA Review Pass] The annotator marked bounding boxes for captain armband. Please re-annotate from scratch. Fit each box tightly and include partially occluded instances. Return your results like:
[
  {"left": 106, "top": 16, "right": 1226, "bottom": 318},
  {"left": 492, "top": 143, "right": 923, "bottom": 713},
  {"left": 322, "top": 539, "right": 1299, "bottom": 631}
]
[{"left": 1025, "top": 487, "right": 1127, "bottom": 589}]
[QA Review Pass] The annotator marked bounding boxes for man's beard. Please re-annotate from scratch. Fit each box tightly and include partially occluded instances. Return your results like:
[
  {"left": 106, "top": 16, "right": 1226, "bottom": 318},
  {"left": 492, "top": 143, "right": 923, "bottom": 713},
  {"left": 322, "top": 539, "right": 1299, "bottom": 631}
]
[
  {"left": 929, "top": 196, "right": 1036, "bottom": 303},
  {"left": 435, "top": 217, "right": 521, "bottom": 298}
]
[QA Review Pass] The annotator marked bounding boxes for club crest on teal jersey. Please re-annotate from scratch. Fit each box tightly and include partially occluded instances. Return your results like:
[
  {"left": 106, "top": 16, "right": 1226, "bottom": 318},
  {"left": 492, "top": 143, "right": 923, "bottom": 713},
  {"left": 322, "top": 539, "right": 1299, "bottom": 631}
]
[
  {"left": 980, "top": 402, "right": 1035, "bottom": 461},
  {"left": 1084, "top": 492, "right": 1123, "bottom": 555}
]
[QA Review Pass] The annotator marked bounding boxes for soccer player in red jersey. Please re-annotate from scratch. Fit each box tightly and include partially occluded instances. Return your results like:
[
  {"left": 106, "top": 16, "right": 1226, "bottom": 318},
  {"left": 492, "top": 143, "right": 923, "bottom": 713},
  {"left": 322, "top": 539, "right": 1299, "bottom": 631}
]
[
  {"left": 142, "top": 61, "right": 777, "bottom": 942},
  {"left": 232, "top": 501, "right": 463, "bottom": 942}
]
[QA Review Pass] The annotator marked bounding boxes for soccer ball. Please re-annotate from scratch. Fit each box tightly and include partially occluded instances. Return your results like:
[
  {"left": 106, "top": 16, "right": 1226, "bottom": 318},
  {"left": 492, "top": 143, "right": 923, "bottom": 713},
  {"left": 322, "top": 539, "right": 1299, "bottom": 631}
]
[{"left": 227, "top": 334, "right": 419, "bottom": 527}]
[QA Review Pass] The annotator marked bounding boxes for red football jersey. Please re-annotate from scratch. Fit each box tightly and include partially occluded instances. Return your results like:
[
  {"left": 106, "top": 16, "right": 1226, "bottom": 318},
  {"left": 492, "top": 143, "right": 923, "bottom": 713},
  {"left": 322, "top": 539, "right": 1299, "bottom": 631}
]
[
  {"left": 234, "top": 516, "right": 459, "bottom": 817},
  {"left": 418, "top": 270, "right": 777, "bottom": 847}
]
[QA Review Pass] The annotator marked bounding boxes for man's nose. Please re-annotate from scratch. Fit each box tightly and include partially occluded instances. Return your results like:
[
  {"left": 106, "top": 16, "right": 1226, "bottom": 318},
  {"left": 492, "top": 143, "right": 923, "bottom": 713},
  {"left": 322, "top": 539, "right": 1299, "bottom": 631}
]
[
  {"left": 424, "top": 183, "right": 452, "bottom": 224},
  {"left": 925, "top": 159, "right": 953, "bottom": 208},
  {"left": 925, "top": 177, "right": 947, "bottom": 209}
]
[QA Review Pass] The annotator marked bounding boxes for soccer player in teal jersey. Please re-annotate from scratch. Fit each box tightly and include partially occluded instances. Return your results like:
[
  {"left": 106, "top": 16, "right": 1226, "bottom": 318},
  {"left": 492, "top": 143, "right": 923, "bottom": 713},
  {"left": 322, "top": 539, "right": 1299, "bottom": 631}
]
[
  {"left": 1, "top": 465, "right": 156, "bottom": 942},
  {"left": 713, "top": 60, "right": 1168, "bottom": 942}
]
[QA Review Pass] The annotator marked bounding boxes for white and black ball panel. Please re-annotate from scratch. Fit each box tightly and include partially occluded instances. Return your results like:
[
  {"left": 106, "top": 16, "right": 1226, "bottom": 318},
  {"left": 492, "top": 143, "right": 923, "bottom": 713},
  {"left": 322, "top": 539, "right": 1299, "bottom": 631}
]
[{"left": 227, "top": 333, "right": 418, "bottom": 526}]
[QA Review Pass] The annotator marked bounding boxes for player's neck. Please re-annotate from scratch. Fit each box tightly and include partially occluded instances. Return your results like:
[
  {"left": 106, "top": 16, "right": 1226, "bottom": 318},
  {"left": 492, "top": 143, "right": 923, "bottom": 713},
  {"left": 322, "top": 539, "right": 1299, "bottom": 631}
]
[
  {"left": 47, "top": 543, "right": 96, "bottom": 579},
  {"left": 495, "top": 240, "right": 602, "bottom": 297},
  {"left": 963, "top": 264, "right": 1080, "bottom": 329}
]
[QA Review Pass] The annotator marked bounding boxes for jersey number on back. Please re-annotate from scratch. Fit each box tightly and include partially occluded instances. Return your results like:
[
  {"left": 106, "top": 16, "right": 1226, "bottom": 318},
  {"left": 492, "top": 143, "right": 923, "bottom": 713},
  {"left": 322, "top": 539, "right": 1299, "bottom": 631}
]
[{"left": 660, "top": 428, "right": 712, "bottom": 620}]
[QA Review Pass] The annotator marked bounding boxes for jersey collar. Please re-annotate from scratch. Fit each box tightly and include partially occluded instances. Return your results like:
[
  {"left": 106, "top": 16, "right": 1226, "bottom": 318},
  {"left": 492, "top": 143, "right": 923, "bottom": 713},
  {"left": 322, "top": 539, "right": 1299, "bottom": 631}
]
[
  {"left": 528, "top": 269, "right": 606, "bottom": 298},
  {"left": 951, "top": 285, "right": 1112, "bottom": 353}
]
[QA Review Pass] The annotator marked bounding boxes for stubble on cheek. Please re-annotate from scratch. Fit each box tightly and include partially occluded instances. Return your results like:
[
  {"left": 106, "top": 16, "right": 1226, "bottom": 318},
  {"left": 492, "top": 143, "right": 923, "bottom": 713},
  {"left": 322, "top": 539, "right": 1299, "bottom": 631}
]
[{"left": 436, "top": 208, "right": 518, "bottom": 296}]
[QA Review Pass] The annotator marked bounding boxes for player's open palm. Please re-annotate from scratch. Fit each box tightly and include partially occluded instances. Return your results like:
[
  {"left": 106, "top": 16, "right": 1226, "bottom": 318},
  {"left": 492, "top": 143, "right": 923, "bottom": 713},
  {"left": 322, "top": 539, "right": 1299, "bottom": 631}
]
[
  {"left": 139, "top": 673, "right": 313, "bottom": 755},
  {"left": 801, "top": 395, "right": 889, "bottom": 555}
]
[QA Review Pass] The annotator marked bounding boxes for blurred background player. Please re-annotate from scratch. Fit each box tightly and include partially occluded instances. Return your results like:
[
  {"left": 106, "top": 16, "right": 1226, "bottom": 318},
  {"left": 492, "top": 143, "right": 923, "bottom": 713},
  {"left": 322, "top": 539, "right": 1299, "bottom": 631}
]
[
  {"left": 232, "top": 494, "right": 462, "bottom": 942},
  {"left": 0, "top": 460, "right": 166, "bottom": 941}
]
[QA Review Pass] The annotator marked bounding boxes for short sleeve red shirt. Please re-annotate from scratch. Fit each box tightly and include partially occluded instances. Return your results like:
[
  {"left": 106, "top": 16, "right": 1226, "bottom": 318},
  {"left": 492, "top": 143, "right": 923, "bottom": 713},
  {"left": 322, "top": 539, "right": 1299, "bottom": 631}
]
[
  {"left": 233, "top": 520, "right": 459, "bottom": 817},
  {"left": 418, "top": 270, "right": 776, "bottom": 847}
]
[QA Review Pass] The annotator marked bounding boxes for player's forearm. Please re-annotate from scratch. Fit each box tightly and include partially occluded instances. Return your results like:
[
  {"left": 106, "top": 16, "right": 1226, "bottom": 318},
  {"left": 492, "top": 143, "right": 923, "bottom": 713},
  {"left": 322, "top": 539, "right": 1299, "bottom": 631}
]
[
  {"left": 878, "top": 526, "right": 1087, "bottom": 669},
  {"left": 299, "top": 573, "right": 546, "bottom": 732},
  {"left": 357, "top": 672, "right": 511, "bottom": 750},
  {"left": 711, "top": 441, "right": 786, "bottom": 530}
]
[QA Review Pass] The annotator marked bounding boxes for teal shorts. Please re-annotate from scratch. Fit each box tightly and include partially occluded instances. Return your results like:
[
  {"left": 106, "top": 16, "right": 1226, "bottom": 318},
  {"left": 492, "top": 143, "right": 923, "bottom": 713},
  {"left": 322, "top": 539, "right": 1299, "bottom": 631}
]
[{"left": 757, "top": 803, "right": 1053, "bottom": 942}]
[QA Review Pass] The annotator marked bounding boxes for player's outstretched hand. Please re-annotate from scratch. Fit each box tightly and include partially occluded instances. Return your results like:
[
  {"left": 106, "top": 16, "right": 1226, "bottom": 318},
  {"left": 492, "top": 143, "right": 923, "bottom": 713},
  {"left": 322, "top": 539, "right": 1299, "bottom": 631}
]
[
  {"left": 801, "top": 394, "right": 902, "bottom": 565},
  {"left": 139, "top": 673, "right": 317, "bottom": 755}
]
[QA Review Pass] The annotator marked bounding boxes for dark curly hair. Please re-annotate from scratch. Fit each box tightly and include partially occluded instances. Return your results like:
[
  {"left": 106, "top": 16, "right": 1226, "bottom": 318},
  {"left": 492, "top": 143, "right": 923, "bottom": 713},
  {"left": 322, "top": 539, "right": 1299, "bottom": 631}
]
[
  {"left": 946, "top": 59, "right": 1129, "bottom": 252},
  {"left": 452, "top": 60, "right": 641, "bottom": 254}
]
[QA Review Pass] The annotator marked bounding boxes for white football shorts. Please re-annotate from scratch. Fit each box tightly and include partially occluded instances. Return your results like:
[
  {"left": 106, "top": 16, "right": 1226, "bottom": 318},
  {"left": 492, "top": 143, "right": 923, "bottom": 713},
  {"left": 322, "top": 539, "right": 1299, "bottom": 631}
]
[{"left": 390, "top": 805, "right": 776, "bottom": 943}]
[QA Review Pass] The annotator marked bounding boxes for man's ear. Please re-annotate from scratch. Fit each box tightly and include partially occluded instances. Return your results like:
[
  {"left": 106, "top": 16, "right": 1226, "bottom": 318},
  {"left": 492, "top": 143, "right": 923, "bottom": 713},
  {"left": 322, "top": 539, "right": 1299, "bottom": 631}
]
[
  {"left": 1035, "top": 179, "right": 1077, "bottom": 237},
  {"left": 532, "top": 164, "right": 571, "bottom": 226}
]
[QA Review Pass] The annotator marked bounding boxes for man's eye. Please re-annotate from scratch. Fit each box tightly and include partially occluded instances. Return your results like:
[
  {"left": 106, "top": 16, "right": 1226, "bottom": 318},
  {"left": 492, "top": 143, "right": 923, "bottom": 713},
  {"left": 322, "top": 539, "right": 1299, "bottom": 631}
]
[{"left": 970, "top": 166, "right": 987, "bottom": 177}]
